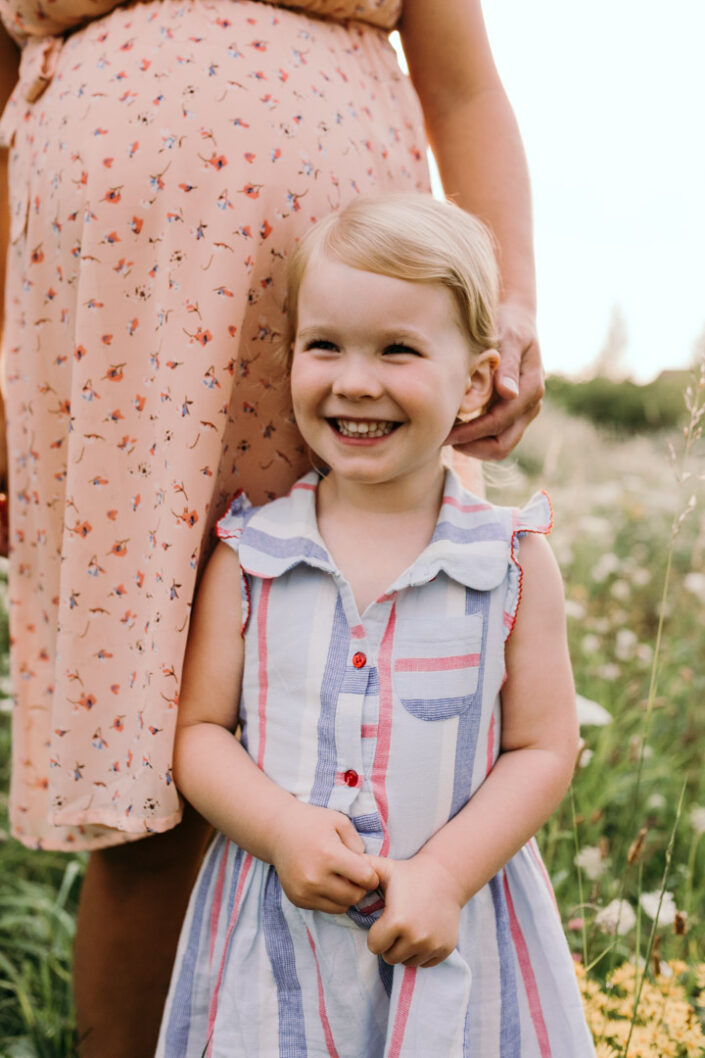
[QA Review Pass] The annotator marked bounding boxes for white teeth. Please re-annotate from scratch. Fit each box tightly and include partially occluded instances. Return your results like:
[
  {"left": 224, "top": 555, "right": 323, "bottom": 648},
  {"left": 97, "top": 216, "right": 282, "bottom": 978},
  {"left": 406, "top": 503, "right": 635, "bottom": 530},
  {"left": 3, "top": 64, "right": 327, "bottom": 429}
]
[{"left": 335, "top": 419, "right": 397, "bottom": 438}]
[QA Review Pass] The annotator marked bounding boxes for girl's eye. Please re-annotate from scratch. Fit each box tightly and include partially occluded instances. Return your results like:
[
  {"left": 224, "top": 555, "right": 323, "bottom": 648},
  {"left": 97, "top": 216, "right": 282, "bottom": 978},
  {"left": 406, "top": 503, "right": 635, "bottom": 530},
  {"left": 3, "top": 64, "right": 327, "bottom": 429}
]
[
  {"left": 383, "top": 343, "right": 420, "bottom": 357},
  {"left": 304, "top": 339, "right": 338, "bottom": 352}
]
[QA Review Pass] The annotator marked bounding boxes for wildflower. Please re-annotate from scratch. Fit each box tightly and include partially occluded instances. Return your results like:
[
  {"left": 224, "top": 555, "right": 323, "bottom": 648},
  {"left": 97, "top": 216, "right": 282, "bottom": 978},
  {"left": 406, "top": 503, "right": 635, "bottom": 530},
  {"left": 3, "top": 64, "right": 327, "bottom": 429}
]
[
  {"left": 684, "top": 571, "right": 705, "bottom": 601},
  {"left": 575, "top": 694, "right": 612, "bottom": 727},
  {"left": 639, "top": 890, "right": 678, "bottom": 927},
  {"left": 594, "top": 899, "right": 636, "bottom": 935},
  {"left": 574, "top": 845, "right": 605, "bottom": 880},
  {"left": 689, "top": 805, "right": 705, "bottom": 834},
  {"left": 581, "top": 634, "right": 601, "bottom": 654},
  {"left": 615, "top": 628, "right": 637, "bottom": 660}
]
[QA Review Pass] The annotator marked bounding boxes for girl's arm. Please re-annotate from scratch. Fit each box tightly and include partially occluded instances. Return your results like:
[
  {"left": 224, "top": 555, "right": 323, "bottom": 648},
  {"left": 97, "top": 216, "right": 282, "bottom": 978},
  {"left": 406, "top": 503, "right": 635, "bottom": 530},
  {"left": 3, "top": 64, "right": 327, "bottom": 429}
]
[
  {"left": 399, "top": 0, "right": 543, "bottom": 460},
  {"left": 174, "top": 542, "right": 378, "bottom": 913},
  {"left": 367, "top": 533, "right": 578, "bottom": 967}
]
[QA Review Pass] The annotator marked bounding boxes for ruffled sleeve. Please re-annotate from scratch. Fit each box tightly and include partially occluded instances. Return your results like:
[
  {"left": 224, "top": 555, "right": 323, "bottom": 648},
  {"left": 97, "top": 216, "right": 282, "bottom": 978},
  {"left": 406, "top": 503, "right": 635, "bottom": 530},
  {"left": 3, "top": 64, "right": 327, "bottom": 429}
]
[
  {"left": 215, "top": 491, "right": 254, "bottom": 634},
  {"left": 503, "top": 490, "right": 554, "bottom": 641},
  {"left": 215, "top": 490, "right": 254, "bottom": 551}
]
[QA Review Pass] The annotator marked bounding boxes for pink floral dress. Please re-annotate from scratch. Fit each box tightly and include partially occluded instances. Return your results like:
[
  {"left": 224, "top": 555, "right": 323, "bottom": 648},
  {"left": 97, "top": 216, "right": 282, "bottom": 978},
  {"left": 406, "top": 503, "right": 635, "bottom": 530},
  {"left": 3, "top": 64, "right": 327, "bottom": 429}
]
[{"left": 0, "top": 0, "right": 430, "bottom": 849}]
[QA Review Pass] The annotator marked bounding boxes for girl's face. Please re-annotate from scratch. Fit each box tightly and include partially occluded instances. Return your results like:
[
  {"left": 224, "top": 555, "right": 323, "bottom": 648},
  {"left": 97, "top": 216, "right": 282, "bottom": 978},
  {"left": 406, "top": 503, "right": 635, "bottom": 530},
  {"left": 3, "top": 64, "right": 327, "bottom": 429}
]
[{"left": 290, "top": 254, "right": 495, "bottom": 492}]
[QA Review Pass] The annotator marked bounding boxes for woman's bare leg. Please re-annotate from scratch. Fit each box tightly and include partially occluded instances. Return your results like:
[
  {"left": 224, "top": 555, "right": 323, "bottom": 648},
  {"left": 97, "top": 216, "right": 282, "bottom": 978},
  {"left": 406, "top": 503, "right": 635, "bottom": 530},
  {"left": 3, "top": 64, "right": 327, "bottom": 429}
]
[{"left": 74, "top": 803, "right": 212, "bottom": 1058}]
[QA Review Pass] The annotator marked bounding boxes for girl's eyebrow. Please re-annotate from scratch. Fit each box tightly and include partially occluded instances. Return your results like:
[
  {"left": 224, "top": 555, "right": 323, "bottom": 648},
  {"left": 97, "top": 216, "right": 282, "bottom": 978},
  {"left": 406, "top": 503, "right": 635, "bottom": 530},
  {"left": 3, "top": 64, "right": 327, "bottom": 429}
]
[{"left": 296, "top": 325, "right": 429, "bottom": 344}]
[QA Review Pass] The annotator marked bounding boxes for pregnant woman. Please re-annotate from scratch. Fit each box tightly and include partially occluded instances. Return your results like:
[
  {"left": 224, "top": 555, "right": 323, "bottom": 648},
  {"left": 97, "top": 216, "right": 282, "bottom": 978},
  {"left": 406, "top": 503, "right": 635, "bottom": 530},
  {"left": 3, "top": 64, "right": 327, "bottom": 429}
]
[{"left": 0, "top": 1, "right": 543, "bottom": 1053}]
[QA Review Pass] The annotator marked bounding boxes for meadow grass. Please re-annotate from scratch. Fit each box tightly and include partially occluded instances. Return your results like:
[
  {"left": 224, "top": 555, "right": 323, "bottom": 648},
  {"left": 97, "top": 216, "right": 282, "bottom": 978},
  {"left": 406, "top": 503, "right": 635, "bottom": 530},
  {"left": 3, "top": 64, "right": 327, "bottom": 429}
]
[{"left": 0, "top": 396, "right": 704, "bottom": 1056}]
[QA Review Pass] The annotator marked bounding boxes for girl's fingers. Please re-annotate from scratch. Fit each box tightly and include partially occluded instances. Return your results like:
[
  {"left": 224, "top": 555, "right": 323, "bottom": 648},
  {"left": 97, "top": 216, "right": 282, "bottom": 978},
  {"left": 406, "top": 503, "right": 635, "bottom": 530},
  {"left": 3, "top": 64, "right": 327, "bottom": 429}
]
[{"left": 335, "top": 814, "right": 365, "bottom": 854}]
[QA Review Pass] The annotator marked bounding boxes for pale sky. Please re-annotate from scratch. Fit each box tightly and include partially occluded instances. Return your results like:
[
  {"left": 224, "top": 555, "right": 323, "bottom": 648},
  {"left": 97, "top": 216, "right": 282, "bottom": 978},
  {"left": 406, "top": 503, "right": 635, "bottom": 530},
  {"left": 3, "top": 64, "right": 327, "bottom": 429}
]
[{"left": 396, "top": 2, "right": 705, "bottom": 382}]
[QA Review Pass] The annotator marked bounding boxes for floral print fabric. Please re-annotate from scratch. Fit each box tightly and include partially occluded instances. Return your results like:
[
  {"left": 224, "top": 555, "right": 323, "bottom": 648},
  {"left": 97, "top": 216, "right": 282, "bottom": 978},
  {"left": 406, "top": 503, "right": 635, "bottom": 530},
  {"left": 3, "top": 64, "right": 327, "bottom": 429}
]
[{"left": 1, "top": 0, "right": 429, "bottom": 849}]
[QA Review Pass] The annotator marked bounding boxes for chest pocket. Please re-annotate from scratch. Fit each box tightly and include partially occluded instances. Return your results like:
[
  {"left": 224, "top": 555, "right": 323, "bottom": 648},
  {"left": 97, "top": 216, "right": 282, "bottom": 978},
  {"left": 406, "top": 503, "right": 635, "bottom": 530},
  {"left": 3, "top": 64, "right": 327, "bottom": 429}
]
[{"left": 392, "top": 613, "right": 483, "bottom": 721}]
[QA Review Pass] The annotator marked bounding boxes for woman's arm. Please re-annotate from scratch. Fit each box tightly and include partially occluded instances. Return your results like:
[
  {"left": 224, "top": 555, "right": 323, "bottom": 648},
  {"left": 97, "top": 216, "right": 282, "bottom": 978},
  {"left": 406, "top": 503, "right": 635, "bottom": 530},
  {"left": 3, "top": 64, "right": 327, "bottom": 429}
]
[
  {"left": 367, "top": 533, "right": 579, "bottom": 966},
  {"left": 399, "top": 0, "right": 544, "bottom": 459},
  {"left": 174, "top": 542, "right": 378, "bottom": 912}
]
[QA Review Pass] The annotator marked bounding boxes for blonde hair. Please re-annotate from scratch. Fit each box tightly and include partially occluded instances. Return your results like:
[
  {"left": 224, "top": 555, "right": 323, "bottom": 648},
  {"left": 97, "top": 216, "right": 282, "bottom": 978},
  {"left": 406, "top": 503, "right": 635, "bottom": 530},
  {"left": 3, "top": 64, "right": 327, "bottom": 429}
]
[{"left": 283, "top": 193, "right": 499, "bottom": 364}]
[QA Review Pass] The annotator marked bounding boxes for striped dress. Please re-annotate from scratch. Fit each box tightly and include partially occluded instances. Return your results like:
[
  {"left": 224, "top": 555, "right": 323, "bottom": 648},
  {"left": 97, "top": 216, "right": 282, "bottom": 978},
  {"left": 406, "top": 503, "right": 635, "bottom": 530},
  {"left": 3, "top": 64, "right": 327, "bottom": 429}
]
[{"left": 156, "top": 469, "right": 595, "bottom": 1057}]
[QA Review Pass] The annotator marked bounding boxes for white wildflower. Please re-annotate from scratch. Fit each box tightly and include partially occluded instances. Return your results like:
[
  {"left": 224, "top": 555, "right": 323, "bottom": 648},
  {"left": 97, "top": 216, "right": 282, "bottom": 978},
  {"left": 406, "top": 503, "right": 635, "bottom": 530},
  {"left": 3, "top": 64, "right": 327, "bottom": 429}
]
[
  {"left": 610, "top": 579, "right": 630, "bottom": 601},
  {"left": 595, "top": 899, "right": 636, "bottom": 935},
  {"left": 590, "top": 552, "right": 620, "bottom": 583},
  {"left": 639, "top": 890, "right": 677, "bottom": 927},
  {"left": 564, "top": 599, "right": 587, "bottom": 620},
  {"left": 596, "top": 663, "right": 621, "bottom": 681},
  {"left": 575, "top": 694, "right": 612, "bottom": 727},
  {"left": 581, "top": 634, "right": 601, "bottom": 655},
  {"left": 635, "top": 643, "right": 653, "bottom": 665},
  {"left": 684, "top": 571, "right": 705, "bottom": 602},
  {"left": 574, "top": 845, "right": 605, "bottom": 880},
  {"left": 632, "top": 567, "right": 651, "bottom": 587},
  {"left": 615, "top": 628, "right": 637, "bottom": 660},
  {"left": 689, "top": 806, "right": 705, "bottom": 835},
  {"left": 647, "top": 793, "right": 666, "bottom": 810},
  {"left": 578, "top": 747, "right": 593, "bottom": 768}
]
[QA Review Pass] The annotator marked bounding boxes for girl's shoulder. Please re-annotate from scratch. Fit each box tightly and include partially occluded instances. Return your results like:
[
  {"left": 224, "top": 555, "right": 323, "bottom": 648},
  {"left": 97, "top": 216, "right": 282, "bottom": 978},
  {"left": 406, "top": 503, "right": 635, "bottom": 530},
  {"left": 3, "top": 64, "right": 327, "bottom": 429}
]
[{"left": 215, "top": 473, "right": 332, "bottom": 580}]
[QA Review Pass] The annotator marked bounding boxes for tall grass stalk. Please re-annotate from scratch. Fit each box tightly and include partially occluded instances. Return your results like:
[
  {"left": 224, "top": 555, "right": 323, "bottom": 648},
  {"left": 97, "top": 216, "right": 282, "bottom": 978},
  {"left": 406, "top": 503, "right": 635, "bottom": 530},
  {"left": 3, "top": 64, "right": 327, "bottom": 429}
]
[
  {"left": 621, "top": 781, "right": 687, "bottom": 1058},
  {"left": 593, "top": 359, "right": 705, "bottom": 971}
]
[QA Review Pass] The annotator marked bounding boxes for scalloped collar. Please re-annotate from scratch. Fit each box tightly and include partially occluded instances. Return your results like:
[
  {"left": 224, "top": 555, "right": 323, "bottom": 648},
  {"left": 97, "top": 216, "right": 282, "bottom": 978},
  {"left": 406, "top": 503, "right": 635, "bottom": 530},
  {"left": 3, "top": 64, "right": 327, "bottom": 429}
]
[{"left": 219, "top": 469, "right": 532, "bottom": 593}]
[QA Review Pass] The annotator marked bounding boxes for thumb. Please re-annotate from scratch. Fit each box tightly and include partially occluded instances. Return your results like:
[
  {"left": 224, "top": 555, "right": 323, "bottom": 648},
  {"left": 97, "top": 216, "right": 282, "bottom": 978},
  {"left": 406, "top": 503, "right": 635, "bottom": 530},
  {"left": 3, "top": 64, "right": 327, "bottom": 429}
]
[
  {"left": 335, "top": 814, "right": 365, "bottom": 855},
  {"left": 494, "top": 341, "right": 521, "bottom": 400},
  {"left": 365, "top": 854, "right": 393, "bottom": 891}
]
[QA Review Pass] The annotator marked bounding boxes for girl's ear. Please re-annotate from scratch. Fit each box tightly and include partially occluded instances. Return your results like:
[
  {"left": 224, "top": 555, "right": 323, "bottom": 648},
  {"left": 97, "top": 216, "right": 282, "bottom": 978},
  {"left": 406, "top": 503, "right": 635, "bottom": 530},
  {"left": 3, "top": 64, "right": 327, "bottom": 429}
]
[{"left": 456, "top": 349, "right": 500, "bottom": 422}]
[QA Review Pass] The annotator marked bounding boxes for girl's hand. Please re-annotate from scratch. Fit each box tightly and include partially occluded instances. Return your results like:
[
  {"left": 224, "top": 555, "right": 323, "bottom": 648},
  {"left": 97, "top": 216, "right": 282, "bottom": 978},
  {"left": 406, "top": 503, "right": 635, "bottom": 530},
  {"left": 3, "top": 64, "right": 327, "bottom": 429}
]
[
  {"left": 365, "top": 853, "right": 463, "bottom": 968},
  {"left": 447, "top": 301, "right": 544, "bottom": 461},
  {"left": 271, "top": 800, "right": 379, "bottom": 914}
]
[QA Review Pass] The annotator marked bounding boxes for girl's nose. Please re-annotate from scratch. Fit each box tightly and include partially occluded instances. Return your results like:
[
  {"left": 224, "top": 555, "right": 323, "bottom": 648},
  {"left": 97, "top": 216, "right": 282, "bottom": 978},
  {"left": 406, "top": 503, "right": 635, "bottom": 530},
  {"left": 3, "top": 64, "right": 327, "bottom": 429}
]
[{"left": 331, "top": 354, "right": 383, "bottom": 400}]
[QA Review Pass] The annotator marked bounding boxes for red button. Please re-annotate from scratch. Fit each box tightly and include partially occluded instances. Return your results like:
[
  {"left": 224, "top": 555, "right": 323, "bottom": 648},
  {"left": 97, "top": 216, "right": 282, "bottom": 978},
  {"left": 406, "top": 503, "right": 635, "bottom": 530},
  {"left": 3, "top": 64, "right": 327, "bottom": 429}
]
[
  {"left": 352, "top": 652, "right": 367, "bottom": 669},
  {"left": 343, "top": 769, "right": 359, "bottom": 788}
]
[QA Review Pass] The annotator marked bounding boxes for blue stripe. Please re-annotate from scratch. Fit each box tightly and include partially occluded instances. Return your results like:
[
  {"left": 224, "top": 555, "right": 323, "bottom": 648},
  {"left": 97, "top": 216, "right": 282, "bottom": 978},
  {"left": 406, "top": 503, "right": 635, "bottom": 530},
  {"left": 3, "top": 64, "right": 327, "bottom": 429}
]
[
  {"left": 400, "top": 694, "right": 474, "bottom": 720},
  {"left": 340, "top": 665, "right": 373, "bottom": 694},
  {"left": 163, "top": 834, "right": 225, "bottom": 1057},
  {"left": 450, "top": 587, "right": 489, "bottom": 817},
  {"left": 490, "top": 874, "right": 521, "bottom": 1057},
  {"left": 243, "top": 527, "right": 330, "bottom": 563},
  {"left": 263, "top": 868, "right": 308, "bottom": 1057},
  {"left": 310, "top": 595, "right": 349, "bottom": 808},
  {"left": 351, "top": 811, "right": 384, "bottom": 836},
  {"left": 431, "top": 521, "right": 503, "bottom": 546},
  {"left": 377, "top": 955, "right": 393, "bottom": 998}
]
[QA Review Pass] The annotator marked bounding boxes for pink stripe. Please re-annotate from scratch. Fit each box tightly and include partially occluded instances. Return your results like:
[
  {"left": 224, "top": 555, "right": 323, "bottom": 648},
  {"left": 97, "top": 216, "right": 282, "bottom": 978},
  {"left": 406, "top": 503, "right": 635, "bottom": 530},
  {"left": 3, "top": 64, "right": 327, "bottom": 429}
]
[
  {"left": 208, "top": 842, "right": 229, "bottom": 964},
  {"left": 388, "top": 967, "right": 418, "bottom": 1058},
  {"left": 485, "top": 712, "right": 495, "bottom": 779},
  {"left": 527, "top": 838, "right": 560, "bottom": 913},
  {"left": 350, "top": 624, "right": 365, "bottom": 639},
  {"left": 206, "top": 854, "right": 254, "bottom": 1055},
  {"left": 502, "top": 873, "right": 552, "bottom": 1057},
  {"left": 394, "top": 653, "right": 479, "bottom": 673},
  {"left": 291, "top": 481, "right": 317, "bottom": 492},
  {"left": 372, "top": 603, "right": 396, "bottom": 855},
  {"left": 305, "top": 927, "right": 341, "bottom": 1058},
  {"left": 256, "top": 580, "right": 272, "bottom": 769},
  {"left": 360, "top": 724, "right": 377, "bottom": 739},
  {"left": 442, "top": 495, "right": 491, "bottom": 513}
]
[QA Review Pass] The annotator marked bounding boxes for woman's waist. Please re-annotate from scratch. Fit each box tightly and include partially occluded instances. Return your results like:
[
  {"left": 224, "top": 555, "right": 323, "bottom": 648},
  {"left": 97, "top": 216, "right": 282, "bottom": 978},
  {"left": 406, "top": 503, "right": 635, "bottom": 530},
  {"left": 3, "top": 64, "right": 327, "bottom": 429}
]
[{"left": 1, "top": 0, "right": 401, "bottom": 46}]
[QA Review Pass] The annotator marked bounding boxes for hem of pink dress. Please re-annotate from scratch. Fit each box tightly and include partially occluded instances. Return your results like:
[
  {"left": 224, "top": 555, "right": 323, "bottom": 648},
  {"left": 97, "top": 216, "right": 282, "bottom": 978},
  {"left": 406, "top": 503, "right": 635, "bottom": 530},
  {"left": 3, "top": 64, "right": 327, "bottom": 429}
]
[{"left": 11, "top": 806, "right": 184, "bottom": 852}]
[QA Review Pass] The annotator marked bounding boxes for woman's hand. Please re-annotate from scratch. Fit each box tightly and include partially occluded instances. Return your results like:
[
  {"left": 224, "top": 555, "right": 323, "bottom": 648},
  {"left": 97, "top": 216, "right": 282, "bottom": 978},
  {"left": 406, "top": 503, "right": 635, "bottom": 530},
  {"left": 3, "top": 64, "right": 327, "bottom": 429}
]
[
  {"left": 448, "top": 301, "right": 544, "bottom": 460},
  {"left": 365, "top": 853, "right": 463, "bottom": 968},
  {"left": 271, "top": 800, "right": 379, "bottom": 914}
]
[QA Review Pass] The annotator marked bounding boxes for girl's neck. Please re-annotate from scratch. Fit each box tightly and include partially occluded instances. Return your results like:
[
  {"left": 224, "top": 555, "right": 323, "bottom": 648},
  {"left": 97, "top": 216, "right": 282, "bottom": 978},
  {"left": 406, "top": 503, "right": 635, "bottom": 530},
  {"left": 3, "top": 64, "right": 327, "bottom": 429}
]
[{"left": 315, "top": 464, "right": 446, "bottom": 614}]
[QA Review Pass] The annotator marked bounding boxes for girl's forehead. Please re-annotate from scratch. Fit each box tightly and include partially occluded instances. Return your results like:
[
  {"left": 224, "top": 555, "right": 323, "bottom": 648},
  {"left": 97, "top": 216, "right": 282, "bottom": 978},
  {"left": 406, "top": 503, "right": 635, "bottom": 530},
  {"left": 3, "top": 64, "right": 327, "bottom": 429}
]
[{"left": 297, "top": 256, "right": 459, "bottom": 327}]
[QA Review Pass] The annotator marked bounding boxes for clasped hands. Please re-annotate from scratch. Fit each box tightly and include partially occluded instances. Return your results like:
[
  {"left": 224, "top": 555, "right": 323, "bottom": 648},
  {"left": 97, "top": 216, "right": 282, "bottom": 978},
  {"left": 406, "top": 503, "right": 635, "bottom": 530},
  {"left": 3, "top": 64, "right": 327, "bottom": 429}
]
[{"left": 270, "top": 799, "right": 462, "bottom": 969}]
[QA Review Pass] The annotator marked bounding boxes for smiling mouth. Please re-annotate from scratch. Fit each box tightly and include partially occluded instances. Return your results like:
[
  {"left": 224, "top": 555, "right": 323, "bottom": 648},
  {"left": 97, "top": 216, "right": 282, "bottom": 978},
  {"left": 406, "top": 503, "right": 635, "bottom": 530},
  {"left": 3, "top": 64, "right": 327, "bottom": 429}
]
[{"left": 330, "top": 418, "right": 400, "bottom": 439}]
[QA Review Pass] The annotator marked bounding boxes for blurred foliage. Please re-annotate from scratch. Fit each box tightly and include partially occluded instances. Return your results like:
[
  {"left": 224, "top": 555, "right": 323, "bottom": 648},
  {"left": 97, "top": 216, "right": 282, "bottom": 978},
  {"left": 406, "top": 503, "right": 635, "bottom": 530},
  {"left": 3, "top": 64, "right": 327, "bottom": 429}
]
[{"left": 546, "top": 372, "right": 689, "bottom": 434}]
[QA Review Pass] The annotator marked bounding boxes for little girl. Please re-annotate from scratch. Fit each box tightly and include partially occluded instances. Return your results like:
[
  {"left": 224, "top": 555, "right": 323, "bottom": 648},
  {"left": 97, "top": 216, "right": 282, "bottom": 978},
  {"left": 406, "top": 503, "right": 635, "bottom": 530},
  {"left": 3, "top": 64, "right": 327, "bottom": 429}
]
[{"left": 156, "top": 194, "right": 595, "bottom": 1057}]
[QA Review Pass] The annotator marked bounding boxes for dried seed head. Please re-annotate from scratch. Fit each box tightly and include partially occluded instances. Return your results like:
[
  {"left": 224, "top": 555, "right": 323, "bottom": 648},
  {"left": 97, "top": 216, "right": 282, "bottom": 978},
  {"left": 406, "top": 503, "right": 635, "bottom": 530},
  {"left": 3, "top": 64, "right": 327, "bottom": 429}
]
[{"left": 627, "top": 826, "right": 648, "bottom": 865}]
